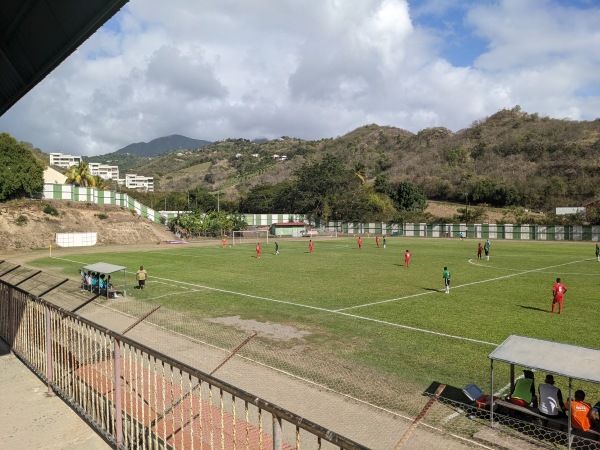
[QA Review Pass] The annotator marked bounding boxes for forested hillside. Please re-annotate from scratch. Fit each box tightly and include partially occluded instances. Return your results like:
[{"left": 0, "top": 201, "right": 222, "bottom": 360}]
[{"left": 124, "top": 107, "right": 600, "bottom": 214}]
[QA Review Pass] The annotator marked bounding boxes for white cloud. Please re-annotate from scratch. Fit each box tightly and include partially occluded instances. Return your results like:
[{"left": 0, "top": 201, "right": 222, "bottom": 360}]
[{"left": 0, "top": 0, "right": 599, "bottom": 156}]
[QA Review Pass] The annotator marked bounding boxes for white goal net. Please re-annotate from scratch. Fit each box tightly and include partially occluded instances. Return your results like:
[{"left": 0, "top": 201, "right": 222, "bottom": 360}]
[{"left": 232, "top": 230, "right": 270, "bottom": 246}]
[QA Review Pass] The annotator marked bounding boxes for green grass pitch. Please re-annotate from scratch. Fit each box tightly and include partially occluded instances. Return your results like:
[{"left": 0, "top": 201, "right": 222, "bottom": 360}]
[{"left": 30, "top": 236, "right": 600, "bottom": 400}]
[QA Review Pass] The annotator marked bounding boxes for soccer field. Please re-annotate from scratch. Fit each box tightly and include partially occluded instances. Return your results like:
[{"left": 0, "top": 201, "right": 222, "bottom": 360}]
[{"left": 29, "top": 236, "right": 600, "bottom": 407}]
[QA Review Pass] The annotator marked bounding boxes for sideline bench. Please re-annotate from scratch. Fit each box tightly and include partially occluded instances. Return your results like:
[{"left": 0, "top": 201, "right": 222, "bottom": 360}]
[{"left": 495, "top": 399, "right": 600, "bottom": 439}]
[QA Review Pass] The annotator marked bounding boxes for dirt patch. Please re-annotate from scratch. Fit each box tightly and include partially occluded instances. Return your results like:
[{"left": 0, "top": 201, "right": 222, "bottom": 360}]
[
  {"left": 426, "top": 200, "right": 516, "bottom": 223},
  {"left": 0, "top": 199, "right": 175, "bottom": 252},
  {"left": 207, "top": 315, "right": 311, "bottom": 341}
]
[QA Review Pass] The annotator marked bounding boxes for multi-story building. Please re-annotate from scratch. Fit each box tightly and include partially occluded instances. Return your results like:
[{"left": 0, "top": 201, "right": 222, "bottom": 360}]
[
  {"left": 89, "top": 163, "right": 119, "bottom": 180},
  {"left": 119, "top": 174, "right": 154, "bottom": 191},
  {"left": 49, "top": 152, "right": 82, "bottom": 168}
]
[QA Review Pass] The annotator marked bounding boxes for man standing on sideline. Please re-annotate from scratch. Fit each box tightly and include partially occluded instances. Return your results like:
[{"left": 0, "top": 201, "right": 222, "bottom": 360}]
[
  {"left": 404, "top": 249, "right": 411, "bottom": 267},
  {"left": 596, "top": 243, "right": 599, "bottom": 262},
  {"left": 375, "top": 236, "right": 380, "bottom": 248},
  {"left": 136, "top": 266, "right": 147, "bottom": 290},
  {"left": 275, "top": 242, "right": 279, "bottom": 255},
  {"left": 477, "top": 243, "right": 483, "bottom": 260},
  {"left": 551, "top": 278, "right": 567, "bottom": 314},
  {"left": 358, "top": 236, "right": 363, "bottom": 250},
  {"left": 309, "top": 239, "right": 314, "bottom": 253},
  {"left": 443, "top": 267, "right": 450, "bottom": 294},
  {"left": 256, "top": 243, "right": 261, "bottom": 259}
]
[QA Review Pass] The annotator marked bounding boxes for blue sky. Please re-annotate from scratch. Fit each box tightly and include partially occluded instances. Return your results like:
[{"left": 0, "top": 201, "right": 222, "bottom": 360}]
[{"left": 0, "top": 0, "right": 599, "bottom": 156}]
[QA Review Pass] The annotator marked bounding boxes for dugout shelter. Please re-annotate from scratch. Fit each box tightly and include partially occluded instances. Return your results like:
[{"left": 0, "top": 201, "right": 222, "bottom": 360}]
[
  {"left": 269, "top": 222, "right": 307, "bottom": 237},
  {"left": 83, "top": 262, "right": 127, "bottom": 298},
  {"left": 488, "top": 335, "right": 600, "bottom": 449}
]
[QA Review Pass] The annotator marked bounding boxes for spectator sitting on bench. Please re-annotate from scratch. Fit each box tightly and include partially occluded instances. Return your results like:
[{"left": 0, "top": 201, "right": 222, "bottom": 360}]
[
  {"left": 538, "top": 374, "right": 566, "bottom": 418},
  {"left": 99, "top": 274, "right": 107, "bottom": 293},
  {"left": 592, "top": 402, "right": 600, "bottom": 435},
  {"left": 565, "top": 390, "right": 592, "bottom": 432},
  {"left": 509, "top": 369, "right": 537, "bottom": 407},
  {"left": 91, "top": 272, "right": 98, "bottom": 293}
]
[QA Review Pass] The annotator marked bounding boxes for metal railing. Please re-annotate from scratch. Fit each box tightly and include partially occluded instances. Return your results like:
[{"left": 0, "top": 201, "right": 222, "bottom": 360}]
[{"left": 0, "top": 279, "right": 368, "bottom": 450}]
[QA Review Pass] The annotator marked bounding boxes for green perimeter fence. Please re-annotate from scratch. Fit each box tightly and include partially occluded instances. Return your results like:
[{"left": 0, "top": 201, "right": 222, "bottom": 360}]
[
  {"left": 43, "top": 183, "right": 600, "bottom": 242},
  {"left": 328, "top": 222, "right": 600, "bottom": 242}
]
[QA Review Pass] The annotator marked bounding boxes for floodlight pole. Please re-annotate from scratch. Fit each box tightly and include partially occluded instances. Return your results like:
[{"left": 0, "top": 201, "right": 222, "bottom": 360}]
[{"left": 465, "top": 193, "right": 469, "bottom": 237}]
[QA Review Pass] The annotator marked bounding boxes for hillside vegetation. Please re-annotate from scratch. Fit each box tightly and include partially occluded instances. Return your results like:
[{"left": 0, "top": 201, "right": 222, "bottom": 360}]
[{"left": 114, "top": 107, "right": 600, "bottom": 214}]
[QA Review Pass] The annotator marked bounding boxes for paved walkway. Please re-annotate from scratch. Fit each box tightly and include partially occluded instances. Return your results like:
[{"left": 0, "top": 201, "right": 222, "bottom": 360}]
[{"left": 0, "top": 340, "right": 110, "bottom": 450}]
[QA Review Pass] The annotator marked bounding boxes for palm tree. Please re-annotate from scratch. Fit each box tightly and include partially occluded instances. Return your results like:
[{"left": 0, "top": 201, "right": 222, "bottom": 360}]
[
  {"left": 93, "top": 175, "right": 110, "bottom": 190},
  {"left": 64, "top": 161, "right": 96, "bottom": 187},
  {"left": 354, "top": 162, "right": 366, "bottom": 184}
]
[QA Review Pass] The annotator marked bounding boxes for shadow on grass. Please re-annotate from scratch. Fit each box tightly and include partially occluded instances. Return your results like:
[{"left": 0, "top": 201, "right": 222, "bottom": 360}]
[
  {"left": 424, "top": 381, "right": 471, "bottom": 402},
  {"left": 518, "top": 305, "right": 549, "bottom": 313},
  {"left": 422, "top": 287, "right": 442, "bottom": 292}
]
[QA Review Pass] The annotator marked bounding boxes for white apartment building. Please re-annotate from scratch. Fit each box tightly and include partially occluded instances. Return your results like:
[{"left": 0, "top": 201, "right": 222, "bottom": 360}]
[
  {"left": 119, "top": 174, "right": 154, "bottom": 191},
  {"left": 89, "top": 163, "right": 119, "bottom": 180},
  {"left": 49, "top": 152, "right": 82, "bottom": 168}
]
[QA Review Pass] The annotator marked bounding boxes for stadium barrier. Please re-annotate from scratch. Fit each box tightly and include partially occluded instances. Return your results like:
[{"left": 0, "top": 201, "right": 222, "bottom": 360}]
[
  {"left": 0, "top": 273, "right": 368, "bottom": 450},
  {"left": 328, "top": 222, "right": 600, "bottom": 241},
  {"left": 40, "top": 183, "right": 600, "bottom": 242}
]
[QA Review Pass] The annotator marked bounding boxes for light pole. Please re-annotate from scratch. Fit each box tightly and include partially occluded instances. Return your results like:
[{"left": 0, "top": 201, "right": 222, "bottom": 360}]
[{"left": 465, "top": 193, "right": 469, "bottom": 237}]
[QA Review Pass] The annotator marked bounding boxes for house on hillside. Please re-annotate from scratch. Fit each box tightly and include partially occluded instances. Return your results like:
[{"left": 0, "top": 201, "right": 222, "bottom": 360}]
[
  {"left": 44, "top": 167, "right": 67, "bottom": 184},
  {"left": 49, "top": 152, "right": 82, "bottom": 168},
  {"left": 555, "top": 207, "right": 585, "bottom": 216},
  {"left": 89, "top": 163, "right": 119, "bottom": 180},
  {"left": 269, "top": 222, "right": 307, "bottom": 237}
]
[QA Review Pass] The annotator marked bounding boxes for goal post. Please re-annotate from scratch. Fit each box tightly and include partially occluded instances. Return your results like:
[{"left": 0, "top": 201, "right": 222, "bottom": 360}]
[{"left": 232, "top": 230, "right": 270, "bottom": 246}]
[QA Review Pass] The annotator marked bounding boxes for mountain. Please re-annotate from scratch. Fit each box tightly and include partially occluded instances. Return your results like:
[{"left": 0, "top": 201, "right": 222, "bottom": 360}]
[
  {"left": 116, "top": 134, "right": 211, "bottom": 157},
  {"left": 125, "top": 107, "right": 600, "bottom": 212}
]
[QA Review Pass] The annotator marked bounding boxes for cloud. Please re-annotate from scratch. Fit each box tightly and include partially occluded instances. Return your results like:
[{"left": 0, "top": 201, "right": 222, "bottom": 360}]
[{"left": 0, "top": 0, "right": 599, "bottom": 156}]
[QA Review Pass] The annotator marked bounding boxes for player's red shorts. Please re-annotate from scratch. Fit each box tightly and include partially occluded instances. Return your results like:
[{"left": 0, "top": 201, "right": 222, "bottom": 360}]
[
  {"left": 510, "top": 398, "right": 529, "bottom": 407},
  {"left": 553, "top": 295, "right": 564, "bottom": 304}
]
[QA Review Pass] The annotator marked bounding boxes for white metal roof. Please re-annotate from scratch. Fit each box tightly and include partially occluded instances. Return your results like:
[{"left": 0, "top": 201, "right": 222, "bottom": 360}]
[
  {"left": 489, "top": 335, "right": 600, "bottom": 383},
  {"left": 83, "top": 262, "right": 127, "bottom": 274}
]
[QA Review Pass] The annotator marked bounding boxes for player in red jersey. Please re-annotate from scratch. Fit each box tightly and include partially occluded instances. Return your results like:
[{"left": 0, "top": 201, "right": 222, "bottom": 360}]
[
  {"left": 256, "top": 243, "right": 261, "bottom": 259},
  {"left": 375, "top": 236, "right": 380, "bottom": 248},
  {"left": 551, "top": 278, "right": 567, "bottom": 314},
  {"left": 309, "top": 239, "right": 314, "bottom": 253},
  {"left": 357, "top": 236, "right": 363, "bottom": 250},
  {"left": 404, "top": 249, "right": 411, "bottom": 267}
]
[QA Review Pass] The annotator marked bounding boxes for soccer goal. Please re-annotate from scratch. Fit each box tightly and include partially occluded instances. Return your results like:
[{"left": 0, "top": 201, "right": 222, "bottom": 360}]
[{"left": 232, "top": 230, "right": 270, "bottom": 246}]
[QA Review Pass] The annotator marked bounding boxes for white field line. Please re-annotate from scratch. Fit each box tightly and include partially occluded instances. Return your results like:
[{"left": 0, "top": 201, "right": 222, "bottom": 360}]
[
  {"left": 52, "top": 256, "right": 587, "bottom": 346},
  {"left": 469, "top": 258, "right": 600, "bottom": 276},
  {"left": 53, "top": 256, "right": 496, "bottom": 346},
  {"left": 335, "top": 258, "right": 590, "bottom": 312}
]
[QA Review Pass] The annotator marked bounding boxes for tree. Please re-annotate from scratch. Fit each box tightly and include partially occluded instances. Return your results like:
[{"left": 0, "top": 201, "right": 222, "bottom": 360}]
[
  {"left": 93, "top": 175, "right": 110, "bottom": 190},
  {"left": 292, "top": 155, "right": 358, "bottom": 223},
  {"left": 395, "top": 181, "right": 427, "bottom": 211},
  {"left": 239, "top": 182, "right": 295, "bottom": 213},
  {"left": 64, "top": 161, "right": 96, "bottom": 187},
  {"left": 0, "top": 133, "right": 44, "bottom": 201}
]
